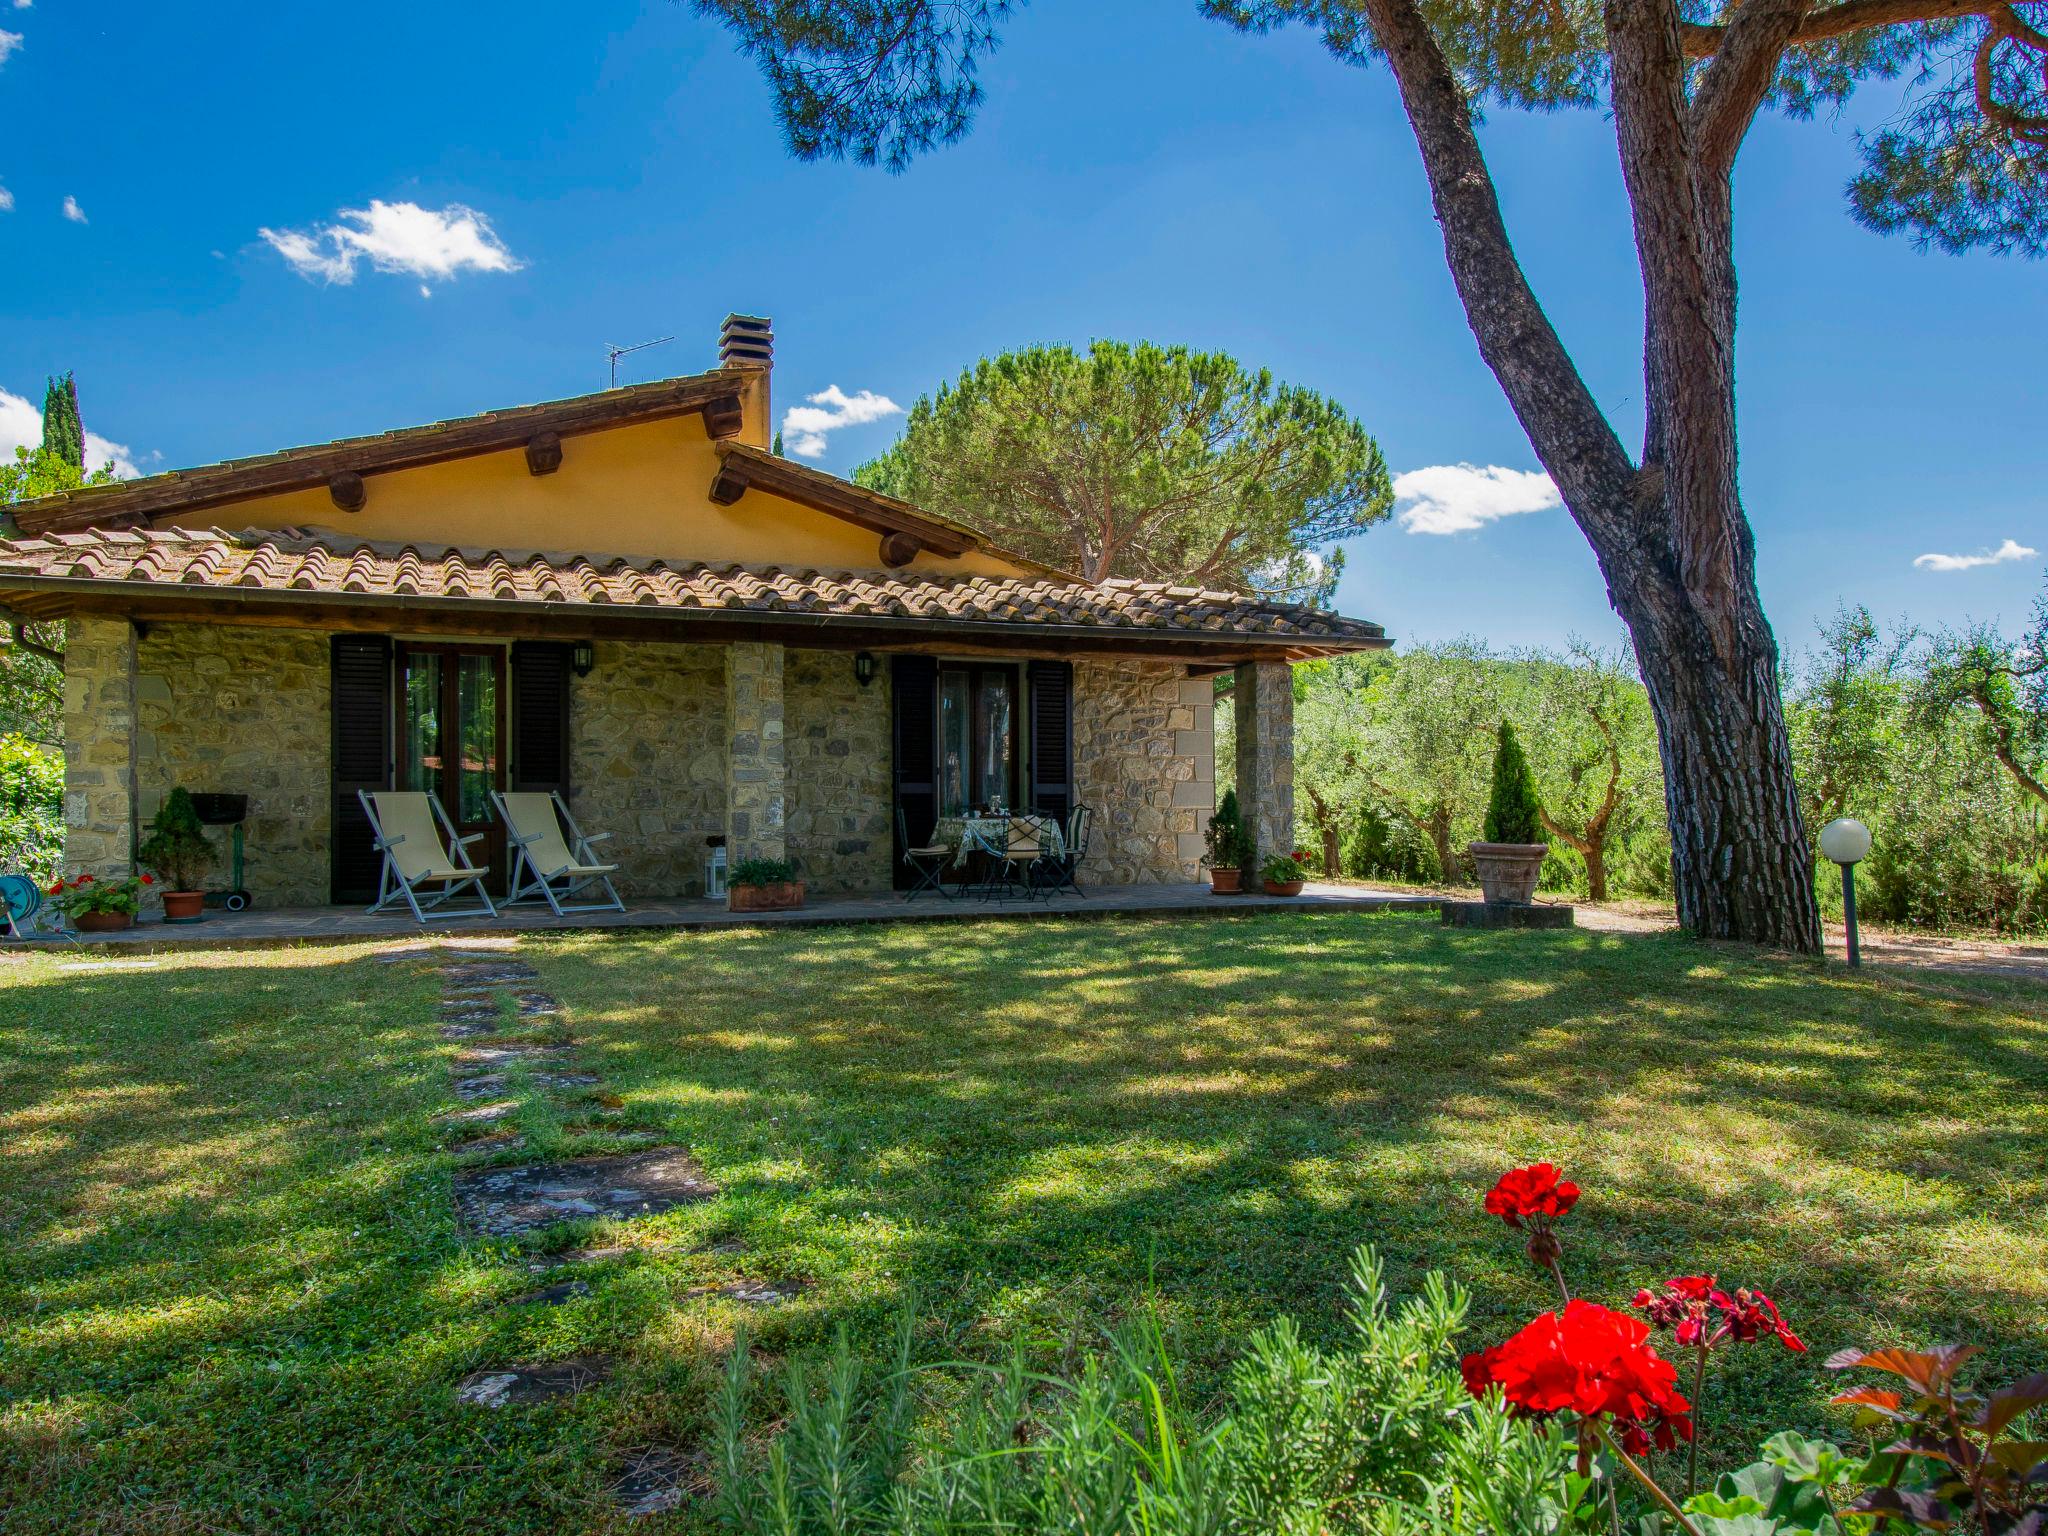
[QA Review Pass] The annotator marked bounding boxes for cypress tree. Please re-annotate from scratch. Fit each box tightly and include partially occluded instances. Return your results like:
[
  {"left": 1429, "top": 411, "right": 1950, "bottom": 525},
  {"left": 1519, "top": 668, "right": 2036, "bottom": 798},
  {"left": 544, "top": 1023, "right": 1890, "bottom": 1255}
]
[
  {"left": 41, "top": 374, "right": 84, "bottom": 469},
  {"left": 1482, "top": 721, "right": 1547, "bottom": 845}
]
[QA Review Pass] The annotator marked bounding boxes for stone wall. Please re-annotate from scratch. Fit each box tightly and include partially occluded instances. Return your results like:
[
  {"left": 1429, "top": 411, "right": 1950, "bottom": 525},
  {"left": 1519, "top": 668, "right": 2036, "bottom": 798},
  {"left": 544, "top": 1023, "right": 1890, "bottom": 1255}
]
[
  {"left": 60, "top": 616, "right": 137, "bottom": 881},
  {"left": 567, "top": 640, "right": 726, "bottom": 898},
  {"left": 785, "top": 649, "right": 893, "bottom": 895},
  {"left": 1072, "top": 660, "right": 1215, "bottom": 885},
  {"left": 123, "top": 624, "right": 332, "bottom": 905},
  {"left": 723, "top": 641, "right": 786, "bottom": 866}
]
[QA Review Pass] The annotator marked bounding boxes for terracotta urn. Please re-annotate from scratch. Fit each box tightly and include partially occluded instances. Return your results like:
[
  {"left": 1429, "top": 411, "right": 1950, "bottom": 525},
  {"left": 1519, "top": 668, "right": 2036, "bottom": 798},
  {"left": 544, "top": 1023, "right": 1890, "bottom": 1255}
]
[
  {"left": 1208, "top": 867, "right": 1242, "bottom": 894},
  {"left": 161, "top": 890, "right": 207, "bottom": 923},
  {"left": 727, "top": 880, "right": 805, "bottom": 913},
  {"left": 1469, "top": 841, "right": 1547, "bottom": 905},
  {"left": 74, "top": 910, "right": 134, "bottom": 933}
]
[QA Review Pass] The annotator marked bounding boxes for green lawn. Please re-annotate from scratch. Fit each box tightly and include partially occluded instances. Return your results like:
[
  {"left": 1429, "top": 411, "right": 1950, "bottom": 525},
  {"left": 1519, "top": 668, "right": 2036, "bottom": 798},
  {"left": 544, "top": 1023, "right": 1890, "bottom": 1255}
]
[{"left": 2, "top": 912, "right": 2045, "bottom": 1533}]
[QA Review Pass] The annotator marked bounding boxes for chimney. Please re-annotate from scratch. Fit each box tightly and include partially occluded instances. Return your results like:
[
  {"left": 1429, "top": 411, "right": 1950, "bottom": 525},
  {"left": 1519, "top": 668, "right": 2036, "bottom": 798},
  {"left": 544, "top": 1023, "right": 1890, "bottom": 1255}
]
[{"left": 719, "top": 313, "right": 773, "bottom": 370}]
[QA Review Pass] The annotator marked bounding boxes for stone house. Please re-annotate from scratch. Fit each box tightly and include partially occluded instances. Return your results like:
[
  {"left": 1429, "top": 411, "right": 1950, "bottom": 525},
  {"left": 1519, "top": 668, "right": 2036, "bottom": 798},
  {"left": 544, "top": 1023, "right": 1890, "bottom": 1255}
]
[{"left": 0, "top": 317, "right": 1387, "bottom": 908}]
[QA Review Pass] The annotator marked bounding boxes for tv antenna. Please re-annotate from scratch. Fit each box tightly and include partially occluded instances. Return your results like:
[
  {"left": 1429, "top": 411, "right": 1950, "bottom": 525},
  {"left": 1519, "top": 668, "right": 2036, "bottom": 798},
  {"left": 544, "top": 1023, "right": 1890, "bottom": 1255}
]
[{"left": 605, "top": 335, "right": 675, "bottom": 388}]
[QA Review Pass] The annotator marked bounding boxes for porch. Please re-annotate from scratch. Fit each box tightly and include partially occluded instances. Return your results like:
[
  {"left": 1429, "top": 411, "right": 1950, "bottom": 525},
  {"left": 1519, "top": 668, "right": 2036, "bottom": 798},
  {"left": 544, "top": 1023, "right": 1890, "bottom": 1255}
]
[{"left": 4, "top": 881, "right": 1444, "bottom": 954}]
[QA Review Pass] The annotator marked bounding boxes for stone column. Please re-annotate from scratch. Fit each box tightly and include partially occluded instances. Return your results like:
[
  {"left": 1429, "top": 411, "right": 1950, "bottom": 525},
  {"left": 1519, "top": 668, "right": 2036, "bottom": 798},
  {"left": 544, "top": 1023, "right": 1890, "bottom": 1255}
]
[
  {"left": 1233, "top": 658, "right": 1294, "bottom": 863},
  {"left": 61, "top": 615, "right": 139, "bottom": 879},
  {"left": 724, "top": 640, "right": 787, "bottom": 865},
  {"left": 1171, "top": 674, "right": 1217, "bottom": 878}
]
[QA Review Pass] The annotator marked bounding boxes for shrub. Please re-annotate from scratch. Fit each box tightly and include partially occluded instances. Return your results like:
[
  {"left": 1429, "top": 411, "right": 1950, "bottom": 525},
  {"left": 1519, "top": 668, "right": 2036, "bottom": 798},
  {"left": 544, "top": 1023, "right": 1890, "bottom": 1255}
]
[
  {"left": 47, "top": 872, "right": 152, "bottom": 918},
  {"left": 136, "top": 787, "right": 215, "bottom": 892},
  {"left": 731, "top": 856, "right": 798, "bottom": 886},
  {"left": 0, "top": 733, "right": 63, "bottom": 884},
  {"left": 1203, "top": 788, "right": 1257, "bottom": 874},
  {"left": 1483, "top": 720, "right": 1547, "bottom": 845}
]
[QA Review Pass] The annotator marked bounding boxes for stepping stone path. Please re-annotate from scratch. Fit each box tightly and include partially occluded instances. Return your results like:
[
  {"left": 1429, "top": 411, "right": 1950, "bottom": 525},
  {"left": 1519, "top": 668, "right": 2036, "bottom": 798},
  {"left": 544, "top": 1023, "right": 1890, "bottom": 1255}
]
[
  {"left": 452, "top": 1149, "right": 718, "bottom": 1237},
  {"left": 400, "top": 938, "right": 799, "bottom": 1516}
]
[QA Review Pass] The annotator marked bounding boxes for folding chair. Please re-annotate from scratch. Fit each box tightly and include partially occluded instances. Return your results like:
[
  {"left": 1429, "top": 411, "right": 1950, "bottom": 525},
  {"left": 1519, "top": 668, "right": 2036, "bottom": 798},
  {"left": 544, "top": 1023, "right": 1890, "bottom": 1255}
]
[
  {"left": 896, "top": 807, "right": 955, "bottom": 901},
  {"left": 1043, "top": 805, "right": 1093, "bottom": 898},
  {"left": 493, "top": 790, "right": 625, "bottom": 917},
  {"left": 358, "top": 790, "right": 499, "bottom": 922}
]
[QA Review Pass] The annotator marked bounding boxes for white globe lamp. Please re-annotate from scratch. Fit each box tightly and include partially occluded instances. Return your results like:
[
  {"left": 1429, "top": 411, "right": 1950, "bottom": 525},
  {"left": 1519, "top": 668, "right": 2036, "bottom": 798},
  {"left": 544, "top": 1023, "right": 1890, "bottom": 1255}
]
[{"left": 1818, "top": 817, "right": 1872, "bottom": 966}]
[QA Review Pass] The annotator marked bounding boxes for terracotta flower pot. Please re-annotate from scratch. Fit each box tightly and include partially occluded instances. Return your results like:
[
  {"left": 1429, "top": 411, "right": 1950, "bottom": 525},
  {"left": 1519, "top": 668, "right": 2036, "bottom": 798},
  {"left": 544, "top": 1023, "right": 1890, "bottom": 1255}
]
[
  {"left": 74, "top": 910, "right": 134, "bottom": 933},
  {"left": 1208, "top": 867, "right": 1242, "bottom": 894},
  {"left": 1263, "top": 879, "right": 1306, "bottom": 897},
  {"left": 1469, "top": 841, "right": 1547, "bottom": 905},
  {"left": 161, "top": 890, "right": 207, "bottom": 923},
  {"left": 727, "top": 880, "right": 805, "bottom": 913}
]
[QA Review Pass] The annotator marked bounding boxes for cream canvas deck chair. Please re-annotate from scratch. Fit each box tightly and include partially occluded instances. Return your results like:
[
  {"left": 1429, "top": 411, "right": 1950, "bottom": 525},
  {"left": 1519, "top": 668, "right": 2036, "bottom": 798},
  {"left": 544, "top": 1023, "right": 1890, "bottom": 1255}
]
[
  {"left": 358, "top": 789, "right": 499, "bottom": 922},
  {"left": 492, "top": 790, "right": 625, "bottom": 918}
]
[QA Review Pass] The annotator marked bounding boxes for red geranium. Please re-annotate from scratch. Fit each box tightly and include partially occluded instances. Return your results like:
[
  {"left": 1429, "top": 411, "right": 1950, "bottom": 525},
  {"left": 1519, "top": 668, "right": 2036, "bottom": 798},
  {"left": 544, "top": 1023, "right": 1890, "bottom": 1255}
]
[
  {"left": 140, "top": 874, "right": 155, "bottom": 885},
  {"left": 1462, "top": 1299, "right": 1694, "bottom": 1455},
  {"left": 1483, "top": 1162, "right": 1580, "bottom": 1228},
  {"left": 1633, "top": 1276, "right": 1804, "bottom": 1353}
]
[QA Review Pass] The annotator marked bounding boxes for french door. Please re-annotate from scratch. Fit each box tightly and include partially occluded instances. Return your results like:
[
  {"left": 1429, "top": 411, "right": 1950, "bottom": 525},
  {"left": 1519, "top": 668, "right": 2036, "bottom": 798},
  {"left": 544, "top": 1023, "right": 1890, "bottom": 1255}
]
[{"left": 395, "top": 642, "right": 507, "bottom": 886}]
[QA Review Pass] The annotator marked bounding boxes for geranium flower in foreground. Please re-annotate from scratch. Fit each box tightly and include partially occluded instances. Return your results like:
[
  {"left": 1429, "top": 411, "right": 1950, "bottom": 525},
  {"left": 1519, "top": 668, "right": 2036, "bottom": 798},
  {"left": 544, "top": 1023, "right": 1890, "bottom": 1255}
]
[
  {"left": 1483, "top": 1162, "right": 1580, "bottom": 1228},
  {"left": 1461, "top": 1299, "right": 1694, "bottom": 1455},
  {"left": 1633, "top": 1277, "right": 1805, "bottom": 1353}
]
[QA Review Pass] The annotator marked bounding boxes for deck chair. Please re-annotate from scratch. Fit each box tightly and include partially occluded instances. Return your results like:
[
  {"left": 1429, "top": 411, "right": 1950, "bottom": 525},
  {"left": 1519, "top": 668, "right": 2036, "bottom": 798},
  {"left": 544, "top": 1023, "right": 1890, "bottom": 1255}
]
[
  {"left": 358, "top": 789, "right": 499, "bottom": 922},
  {"left": 493, "top": 790, "right": 625, "bottom": 917}
]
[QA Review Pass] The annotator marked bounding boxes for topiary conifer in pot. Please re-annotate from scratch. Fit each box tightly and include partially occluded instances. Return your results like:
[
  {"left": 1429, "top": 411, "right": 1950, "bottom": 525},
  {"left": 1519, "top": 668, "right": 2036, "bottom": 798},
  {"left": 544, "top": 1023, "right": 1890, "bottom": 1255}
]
[
  {"left": 1469, "top": 722, "right": 1549, "bottom": 905},
  {"left": 138, "top": 787, "right": 217, "bottom": 922}
]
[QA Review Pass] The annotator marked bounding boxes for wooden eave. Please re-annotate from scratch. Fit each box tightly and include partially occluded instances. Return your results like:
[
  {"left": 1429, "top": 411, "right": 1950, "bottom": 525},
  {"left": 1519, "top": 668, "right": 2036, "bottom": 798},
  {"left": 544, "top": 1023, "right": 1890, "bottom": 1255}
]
[
  {"left": 709, "top": 443, "right": 993, "bottom": 563},
  {"left": 10, "top": 370, "right": 754, "bottom": 536}
]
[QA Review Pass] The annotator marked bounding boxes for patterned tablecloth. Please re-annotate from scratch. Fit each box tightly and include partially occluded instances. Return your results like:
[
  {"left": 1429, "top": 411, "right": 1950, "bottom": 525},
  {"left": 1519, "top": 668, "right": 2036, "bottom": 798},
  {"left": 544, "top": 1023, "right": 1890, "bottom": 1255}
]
[{"left": 934, "top": 814, "right": 1067, "bottom": 868}]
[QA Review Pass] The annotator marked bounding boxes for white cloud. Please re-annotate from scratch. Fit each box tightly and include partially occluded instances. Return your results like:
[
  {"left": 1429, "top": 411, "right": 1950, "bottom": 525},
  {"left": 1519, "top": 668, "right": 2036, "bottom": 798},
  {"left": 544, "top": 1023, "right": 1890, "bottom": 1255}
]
[
  {"left": 259, "top": 199, "right": 521, "bottom": 287},
  {"left": 1913, "top": 538, "right": 2038, "bottom": 572},
  {"left": 0, "top": 28, "right": 21, "bottom": 65},
  {"left": 780, "top": 384, "right": 903, "bottom": 458},
  {"left": 0, "top": 386, "right": 141, "bottom": 478},
  {"left": 0, "top": 185, "right": 13, "bottom": 213},
  {"left": 1392, "top": 462, "right": 1561, "bottom": 535},
  {"left": 60, "top": 194, "right": 84, "bottom": 223}
]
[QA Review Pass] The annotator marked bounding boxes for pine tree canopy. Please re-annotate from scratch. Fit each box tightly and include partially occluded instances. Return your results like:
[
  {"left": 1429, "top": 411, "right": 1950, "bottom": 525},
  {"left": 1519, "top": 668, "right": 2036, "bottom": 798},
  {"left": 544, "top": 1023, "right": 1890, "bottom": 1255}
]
[
  {"left": 853, "top": 341, "right": 1391, "bottom": 602},
  {"left": 693, "top": 0, "right": 2048, "bottom": 255}
]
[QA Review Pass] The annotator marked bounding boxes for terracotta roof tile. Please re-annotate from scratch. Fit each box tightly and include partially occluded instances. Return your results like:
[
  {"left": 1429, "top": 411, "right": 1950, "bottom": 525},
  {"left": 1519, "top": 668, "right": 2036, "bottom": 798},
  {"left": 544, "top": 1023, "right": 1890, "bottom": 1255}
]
[{"left": 0, "top": 526, "right": 1387, "bottom": 651}]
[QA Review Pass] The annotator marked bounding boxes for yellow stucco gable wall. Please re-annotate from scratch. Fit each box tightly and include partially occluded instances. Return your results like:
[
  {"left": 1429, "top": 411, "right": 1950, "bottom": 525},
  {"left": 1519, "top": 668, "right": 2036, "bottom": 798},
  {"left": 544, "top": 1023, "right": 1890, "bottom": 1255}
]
[{"left": 163, "top": 413, "right": 1031, "bottom": 579}]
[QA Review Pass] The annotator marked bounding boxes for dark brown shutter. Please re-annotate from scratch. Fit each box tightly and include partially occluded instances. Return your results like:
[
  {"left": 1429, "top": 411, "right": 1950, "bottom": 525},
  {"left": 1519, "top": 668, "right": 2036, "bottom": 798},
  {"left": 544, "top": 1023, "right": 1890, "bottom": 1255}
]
[
  {"left": 510, "top": 642, "right": 573, "bottom": 795},
  {"left": 1026, "top": 660, "right": 1074, "bottom": 823},
  {"left": 891, "top": 655, "right": 939, "bottom": 888},
  {"left": 331, "top": 634, "right": 392, "bottom": 903}
]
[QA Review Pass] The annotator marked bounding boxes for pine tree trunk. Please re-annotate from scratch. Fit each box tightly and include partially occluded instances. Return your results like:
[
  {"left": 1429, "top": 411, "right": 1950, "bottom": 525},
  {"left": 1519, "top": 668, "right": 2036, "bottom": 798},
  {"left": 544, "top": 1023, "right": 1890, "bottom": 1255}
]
[{"left": 1361, "top": 0, "right": 1823, "bottom": 951}]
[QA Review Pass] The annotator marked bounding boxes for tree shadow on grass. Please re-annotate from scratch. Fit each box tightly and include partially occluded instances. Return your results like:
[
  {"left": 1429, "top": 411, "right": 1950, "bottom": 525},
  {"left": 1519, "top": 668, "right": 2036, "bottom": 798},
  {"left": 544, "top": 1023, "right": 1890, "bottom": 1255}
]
[{"left": 534, "top": 908, "right": 2048, "bottom": 1456}]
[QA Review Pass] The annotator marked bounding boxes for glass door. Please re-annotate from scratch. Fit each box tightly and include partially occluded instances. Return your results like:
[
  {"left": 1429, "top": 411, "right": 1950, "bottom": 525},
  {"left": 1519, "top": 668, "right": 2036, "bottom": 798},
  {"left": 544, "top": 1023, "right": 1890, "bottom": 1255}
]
[
  {"left": 396, "top": 643, "right": 506, "bottom": 886},
  {"left": 936, "top": 663, "right": 1019, "bottom": 815}
]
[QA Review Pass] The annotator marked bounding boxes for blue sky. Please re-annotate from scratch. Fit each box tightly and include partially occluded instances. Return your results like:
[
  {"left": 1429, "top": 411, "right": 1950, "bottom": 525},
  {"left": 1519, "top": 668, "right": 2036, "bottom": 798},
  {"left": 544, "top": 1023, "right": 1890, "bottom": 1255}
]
[{"left": 3, "top": 0, "right": 2043, "bottom": 658}]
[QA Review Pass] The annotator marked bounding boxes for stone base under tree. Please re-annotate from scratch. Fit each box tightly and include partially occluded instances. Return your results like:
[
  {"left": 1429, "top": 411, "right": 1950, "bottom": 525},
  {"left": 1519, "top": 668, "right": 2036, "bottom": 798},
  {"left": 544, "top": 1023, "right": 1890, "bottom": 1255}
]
[{"left": 1439, "top": 900, "right": 1575, "bottom": 931}]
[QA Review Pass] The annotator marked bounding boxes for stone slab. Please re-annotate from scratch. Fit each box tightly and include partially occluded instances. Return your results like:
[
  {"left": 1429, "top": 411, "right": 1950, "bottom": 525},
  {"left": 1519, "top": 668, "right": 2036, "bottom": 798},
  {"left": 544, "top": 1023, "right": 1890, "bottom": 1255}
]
[
  {"left": 456, "top": 1043, "right": 575, "bottom": 1066},
  {"left": 453, "top": 1148, "right": 717, "bottom": 1237},
  {"left": 1439, "top": 900, "right": 1576, "bottom": 930},
  {"left": 455, "top": 1355, "right": 610, "bottom": 1408},
  {"left": 435, "top": 1099, "right": 519, "bottom": 1125},
  {"left": 503, "top": 1279, "right": 592, "bottom": 1308},
  {"left": 611, "top": 1445, "right": 709, "bottom": 1516}
]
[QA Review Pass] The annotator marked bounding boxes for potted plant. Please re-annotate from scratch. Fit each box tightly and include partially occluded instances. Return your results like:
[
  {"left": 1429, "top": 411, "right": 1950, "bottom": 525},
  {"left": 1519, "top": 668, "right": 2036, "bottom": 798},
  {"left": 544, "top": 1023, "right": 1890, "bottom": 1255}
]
[
  {"left": 1260, "top": 848, "right": 1313, "bottom": 897},
  {"left": 1469, "top": 721, "right": 1549, "bottom": 905},
  {"left": 138, "top": 787, "right": 217, "bottom": 923},
  {"left": 1204, "top": 790, "right": 1257, "bottom": 894},
  {"left": 727, "top": 856, "right": 805, "bottom": 913},
  {"left": 47, "top": 872, "right": 152, "bottom": 933}
]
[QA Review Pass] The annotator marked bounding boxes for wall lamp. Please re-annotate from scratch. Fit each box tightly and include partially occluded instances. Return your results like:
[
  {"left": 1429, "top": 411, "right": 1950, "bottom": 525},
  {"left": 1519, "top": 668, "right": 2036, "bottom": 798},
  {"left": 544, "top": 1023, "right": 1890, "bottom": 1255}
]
[
  {"left": 571, "top": 641, "right": 596, "bottom": 678},
  {"left": 853, "top": 650, "right": 877, "bottom": 688}
]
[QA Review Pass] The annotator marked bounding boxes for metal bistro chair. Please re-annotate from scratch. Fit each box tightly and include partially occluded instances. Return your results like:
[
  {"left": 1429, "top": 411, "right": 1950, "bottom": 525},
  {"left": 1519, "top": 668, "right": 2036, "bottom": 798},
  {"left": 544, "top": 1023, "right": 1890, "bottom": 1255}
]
[
  {"left": 978, "top": 816, "right": 1053, "bottom": 904},
  {"left": 896, "top": 808, "right": 955, "bottom": 901},
  {"left": 1043, "top": 804, "right": 1093, "bottom": 898}
]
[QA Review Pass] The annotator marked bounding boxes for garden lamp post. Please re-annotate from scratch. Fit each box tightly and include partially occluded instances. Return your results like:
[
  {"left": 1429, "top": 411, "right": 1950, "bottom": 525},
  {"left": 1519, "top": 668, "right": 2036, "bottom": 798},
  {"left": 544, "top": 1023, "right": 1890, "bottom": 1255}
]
[{"left": 1818, "top": 817, "right": 1872, "bottom": 967}]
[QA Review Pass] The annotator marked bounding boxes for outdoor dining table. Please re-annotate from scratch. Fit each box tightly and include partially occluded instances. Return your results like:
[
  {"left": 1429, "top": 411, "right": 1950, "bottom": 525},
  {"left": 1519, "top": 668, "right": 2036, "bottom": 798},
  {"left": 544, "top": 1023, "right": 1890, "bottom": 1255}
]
[{"left": 933, "top": 813, "right": 1068, "bottom": 868}]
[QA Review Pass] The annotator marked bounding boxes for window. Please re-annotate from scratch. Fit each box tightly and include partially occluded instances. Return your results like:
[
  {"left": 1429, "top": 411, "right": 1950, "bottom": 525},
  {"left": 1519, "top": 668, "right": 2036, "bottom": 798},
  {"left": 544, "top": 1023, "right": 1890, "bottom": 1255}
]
[{"left": 936, "top": 663, "right": 1019, "bottom": 815}]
